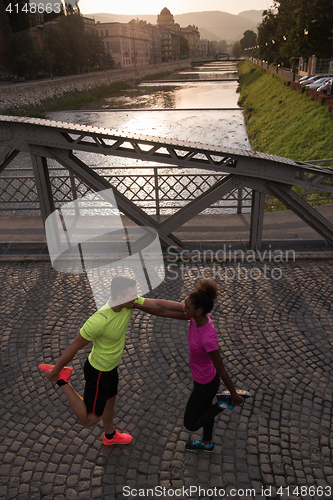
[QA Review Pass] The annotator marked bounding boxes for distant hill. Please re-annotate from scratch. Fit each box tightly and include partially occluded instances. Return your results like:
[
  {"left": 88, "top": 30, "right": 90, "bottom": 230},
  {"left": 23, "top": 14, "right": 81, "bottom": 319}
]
[
  {"left": 174, "top": 11, "right": 261, "bottom": 41},
  {"left": 87, "top": 13, "right": 156, "bottom": 24},
  {"left": 238, "top": 10, "right": 265, "bottom": 25},
  {"left": 85, "top": 10, "right": 264, "bottom": 42}
]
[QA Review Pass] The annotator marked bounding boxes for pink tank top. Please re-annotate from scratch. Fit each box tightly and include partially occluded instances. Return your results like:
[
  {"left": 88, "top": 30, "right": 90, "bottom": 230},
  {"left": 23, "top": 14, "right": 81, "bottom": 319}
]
[{"left": 188, "top": 317, "right": 219, "bottom": 384}]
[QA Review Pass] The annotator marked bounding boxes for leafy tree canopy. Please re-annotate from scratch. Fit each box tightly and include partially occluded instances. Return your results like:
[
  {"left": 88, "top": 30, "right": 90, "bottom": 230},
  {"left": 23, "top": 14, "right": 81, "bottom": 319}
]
[
  {"left": 257, "top": 0, "right": 333, "bottom": 65},
  {"left": 232, "top": 41, "right": 241, "bottom": 58},
  {"left": 1, "top": 5, "right": 108, "bottom": 78},
  {"left": 240, "top": 30, "right": 258, "bottom": 54}
]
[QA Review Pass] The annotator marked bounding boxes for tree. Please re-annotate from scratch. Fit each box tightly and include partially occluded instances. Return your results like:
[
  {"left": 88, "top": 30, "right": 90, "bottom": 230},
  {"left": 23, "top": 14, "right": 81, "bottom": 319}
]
[
  {"left": 257, "top": 9, "right": 280, "bottom": 64},
  {"left": 240, "top": 30, "right": 257, "bottom": 54},
  {"left": 291, "top": 0, "right": 333, "bottom": 59},
  {"left": 232, "top": 41, "right": 241, "bottom": 58},
  {"left": 1, "top": 1, "right": 107, "bottom": 78},
  {"left": 217, "top": 40, "right": 228, "bottom": 54},
  {"left": 44, "top": 11, "right": 106, "bottom": 75},
  {"left": 43, "top": 3, "right": 65, "bottom": 23},
  {"left": 3, "top": 30, "right": 41, "bottom": 77},
  {"left": 179, "top": 35, "right": 189, "bottom": 58},
  {"left": 257, "top": 0, "right": 333, "bottom": 66}
]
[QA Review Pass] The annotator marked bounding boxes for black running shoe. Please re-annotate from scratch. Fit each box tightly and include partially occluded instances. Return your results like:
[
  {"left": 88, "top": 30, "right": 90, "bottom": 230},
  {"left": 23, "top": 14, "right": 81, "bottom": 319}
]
[{"left": 185, "top": 438, "right": 214, "bottom": 452}]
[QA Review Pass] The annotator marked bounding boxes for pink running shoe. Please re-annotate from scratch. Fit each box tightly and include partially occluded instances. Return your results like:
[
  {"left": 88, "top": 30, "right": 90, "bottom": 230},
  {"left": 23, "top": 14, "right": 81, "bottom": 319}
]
[
  {"left": 103, "top": 430, "right": 133, "bottom": 445},
  {"left": 38, "top": 364, "right": 73, "bottom": 383}
]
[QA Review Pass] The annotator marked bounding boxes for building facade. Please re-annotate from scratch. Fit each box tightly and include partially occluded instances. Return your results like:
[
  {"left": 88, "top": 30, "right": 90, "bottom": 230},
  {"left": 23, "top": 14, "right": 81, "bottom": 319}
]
[
  {"left": 96, "top": 21, "right": 152, "bottom": 67},
  {"left": 157, "top": 7, "right": 181, "bottom": 62},
  {"left": 180, "top": 25, "right": 200, "bottom": 58},
  {"left": 200, "top": 39, "right": 216, "bottom": 57},
  {"left": 129, "top": 19, "right": 162, "bottom": 65},
  {"left": 94, "top": 7, "right": 200, "bottom": 67},
  {"left": 157, "top": 7, "right": 175, "bottom": 27}
]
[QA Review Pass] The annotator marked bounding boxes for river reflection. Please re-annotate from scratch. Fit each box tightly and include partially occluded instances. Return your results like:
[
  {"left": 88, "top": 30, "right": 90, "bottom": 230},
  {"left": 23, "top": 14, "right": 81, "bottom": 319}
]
[
  {"left": 2, "top": 62, "right": 251, "bottom": 216},
  {"left": 173, "top": 71, "right": 238, "bottom": 80},
  {"left": 45, "top": 61, "right": 250, "bottom": 214},
  {"left": 46, "top": 109, "right": 249, "bottom": 152},
  {"left": 57, "top": 81, "right": 240, "bottom": 111},
  {"left": 47, "top": 62, "right": 248, "bottom": 147},
  {"left": 57, "top": 61, "right": 241, "bottom": 111}
]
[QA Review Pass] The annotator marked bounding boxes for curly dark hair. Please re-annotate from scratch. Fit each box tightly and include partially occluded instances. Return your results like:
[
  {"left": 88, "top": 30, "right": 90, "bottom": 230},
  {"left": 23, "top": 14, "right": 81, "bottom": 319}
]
[{"left": 189, "top": 279, "right": 219, "bottom": 315}]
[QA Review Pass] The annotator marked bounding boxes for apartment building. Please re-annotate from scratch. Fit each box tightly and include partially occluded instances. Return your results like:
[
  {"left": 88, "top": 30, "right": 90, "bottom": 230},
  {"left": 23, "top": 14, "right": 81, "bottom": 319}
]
[
  {"left": 157, "top": 7, "right": 180, "bottom": 62},
  {"left": 200, "top": 39, "right": 216, "bottom": 57},
  {"left": 180, "top": 25, "right": 200, "bottom": 58},
  {"left": 95, "top": 20, "right": 161, "bottom": 67},
  {"left": 129, "top": 19, "right": 162, "bottom": 65},
  {"left": 95, "top": 7, "right": 200, "bottom": 67}
]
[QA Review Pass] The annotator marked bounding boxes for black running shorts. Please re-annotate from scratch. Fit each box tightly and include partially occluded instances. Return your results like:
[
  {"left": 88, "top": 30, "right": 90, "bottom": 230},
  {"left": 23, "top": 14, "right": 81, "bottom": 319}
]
[{"left": 83, "top": 359, "right": 118, "bottom": 417}]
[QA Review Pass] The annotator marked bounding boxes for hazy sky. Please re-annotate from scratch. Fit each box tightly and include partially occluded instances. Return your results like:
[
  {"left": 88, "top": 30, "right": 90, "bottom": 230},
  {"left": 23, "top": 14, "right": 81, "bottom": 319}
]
[{"left": 78, "top": 0, "right": 272, "bottom": 16}]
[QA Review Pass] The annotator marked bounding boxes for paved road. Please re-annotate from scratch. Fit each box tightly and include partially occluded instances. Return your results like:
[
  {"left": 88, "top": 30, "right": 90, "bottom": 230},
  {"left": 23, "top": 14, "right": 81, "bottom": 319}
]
[{"left": 0, "top": 256, "right": 333, "bottom": 500}]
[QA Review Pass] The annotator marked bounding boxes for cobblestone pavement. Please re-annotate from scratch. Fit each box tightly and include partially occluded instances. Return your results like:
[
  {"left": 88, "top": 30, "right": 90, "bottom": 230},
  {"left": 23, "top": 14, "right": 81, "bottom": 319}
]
[{"left": 0, "top": 259, "right": 333, "bottom": 500}]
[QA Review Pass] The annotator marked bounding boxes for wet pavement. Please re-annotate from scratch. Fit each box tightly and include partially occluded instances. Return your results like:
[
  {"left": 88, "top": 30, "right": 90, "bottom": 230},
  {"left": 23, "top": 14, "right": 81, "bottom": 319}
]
[{"left": 0, "top": 256, "right": 333, "bottom": 500}]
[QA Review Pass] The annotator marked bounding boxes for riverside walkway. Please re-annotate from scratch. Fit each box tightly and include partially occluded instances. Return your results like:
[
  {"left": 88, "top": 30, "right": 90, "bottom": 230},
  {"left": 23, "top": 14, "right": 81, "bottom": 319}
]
[
  {"left": 1, "top": 203, "right": 333, "bottom": 256},
  {"left": 0, "top": 226, "right": 333, "bottom": 499}
]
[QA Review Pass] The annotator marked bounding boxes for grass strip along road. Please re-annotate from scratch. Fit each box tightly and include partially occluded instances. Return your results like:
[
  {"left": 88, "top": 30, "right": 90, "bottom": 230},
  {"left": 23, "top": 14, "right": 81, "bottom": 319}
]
[{"left": 237, "top": 60, "right": 333, "bottom": 163}]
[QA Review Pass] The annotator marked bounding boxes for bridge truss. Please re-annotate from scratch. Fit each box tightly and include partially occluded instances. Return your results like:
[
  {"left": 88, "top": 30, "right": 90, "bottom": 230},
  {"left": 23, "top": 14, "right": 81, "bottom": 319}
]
[{"left": 1, "top": 115, "right": 333, "bottom": 251}]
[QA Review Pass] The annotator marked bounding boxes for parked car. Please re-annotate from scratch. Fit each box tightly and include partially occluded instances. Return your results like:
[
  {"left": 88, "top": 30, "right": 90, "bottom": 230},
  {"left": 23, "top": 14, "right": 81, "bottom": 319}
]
[
  {"left": 299, "top": 75, "right": 314, "bottom": 83},
  {"left": 300, "top": 75, "right": 321, "bottom": 85},
  {"left": 301, "top": 73, "right": 333, "bottom": 86},
  {"left": 306, "top": 77, "right": 332, "bottom": 89},
  {"left": 317, "top": 79, "right": 332, "bottom": 96}
]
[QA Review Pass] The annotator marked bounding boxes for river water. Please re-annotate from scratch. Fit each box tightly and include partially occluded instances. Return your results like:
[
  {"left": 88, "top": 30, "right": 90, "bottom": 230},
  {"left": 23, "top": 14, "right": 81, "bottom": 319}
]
[
  {"left": 46, "top": 61, "right": 249, "bottom": 151},
  {"left": 2, "top": 61, "right": 251, "bottom": 216}
]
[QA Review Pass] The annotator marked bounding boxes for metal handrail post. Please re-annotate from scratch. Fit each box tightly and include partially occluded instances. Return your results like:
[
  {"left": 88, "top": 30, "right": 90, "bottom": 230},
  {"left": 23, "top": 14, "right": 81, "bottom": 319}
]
[
  {"left": 154, "top": 167, "right": 161, "bottom": 222},
  {"left": 237, "top": 187, "right": 243, "bottom": 214}
]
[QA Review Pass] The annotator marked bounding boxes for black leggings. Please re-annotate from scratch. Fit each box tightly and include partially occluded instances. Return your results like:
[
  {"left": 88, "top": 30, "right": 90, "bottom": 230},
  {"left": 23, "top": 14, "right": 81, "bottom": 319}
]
[{"left": 183, "top": 372, "right": 222, "bottom": 442}]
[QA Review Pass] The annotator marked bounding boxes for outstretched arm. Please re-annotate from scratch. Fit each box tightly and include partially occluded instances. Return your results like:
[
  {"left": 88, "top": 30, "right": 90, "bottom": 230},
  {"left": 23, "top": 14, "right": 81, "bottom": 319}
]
[
  {"left": 208, "top": 350, "right": 244, "bottom": 407},
  {"left": 45, "top": 333, "right": 90, "bottom": 384},
  {"left": 143, "top": 298, "right": 185, "bottom": 311},
  {"left": 134, "top": 301, "right": 187, "bottom": 321}
]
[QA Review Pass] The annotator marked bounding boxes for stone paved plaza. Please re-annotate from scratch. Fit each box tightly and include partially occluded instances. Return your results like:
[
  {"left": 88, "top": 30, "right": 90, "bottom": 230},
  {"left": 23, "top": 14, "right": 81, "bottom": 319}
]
[{"left": 0, "top": 258, "right": 333, "bottom": 500}]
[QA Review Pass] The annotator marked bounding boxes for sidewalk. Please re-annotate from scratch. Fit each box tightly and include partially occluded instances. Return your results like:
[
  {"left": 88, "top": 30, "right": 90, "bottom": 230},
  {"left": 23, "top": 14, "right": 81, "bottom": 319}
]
[
  {"left": 250, "top": 58, "right": 299, "bottom": 82},
  {"left": 0, "top": 250, "right": 333, "bottom": 499},
  {"left": 1, "top": 205, "right": 333, "bottom": 257}
]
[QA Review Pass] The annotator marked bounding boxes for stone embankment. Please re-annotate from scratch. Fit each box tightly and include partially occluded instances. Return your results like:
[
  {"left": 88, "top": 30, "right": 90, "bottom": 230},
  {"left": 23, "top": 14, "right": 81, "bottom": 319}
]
[{"left": 0, "top": 60, "right": 191, "bottom": 114}]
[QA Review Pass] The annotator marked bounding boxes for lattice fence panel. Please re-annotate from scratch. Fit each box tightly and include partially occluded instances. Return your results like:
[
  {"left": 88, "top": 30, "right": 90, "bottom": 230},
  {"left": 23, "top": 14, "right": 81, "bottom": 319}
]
[
  {"left": 103, "top": 175, "right": 156, "bottom": 201},
  {"left": 158, "top": 174, "right": 222, "bottom": 201},
  {"left": 4, "top": 166, "right": 318, "bottom": 215}
]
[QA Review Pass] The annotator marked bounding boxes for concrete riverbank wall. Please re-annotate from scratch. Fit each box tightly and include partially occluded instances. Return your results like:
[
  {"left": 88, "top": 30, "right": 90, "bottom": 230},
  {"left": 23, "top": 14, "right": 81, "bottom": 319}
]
[{"left": 0, "top": 60, "right": 191, "bottom": 113}]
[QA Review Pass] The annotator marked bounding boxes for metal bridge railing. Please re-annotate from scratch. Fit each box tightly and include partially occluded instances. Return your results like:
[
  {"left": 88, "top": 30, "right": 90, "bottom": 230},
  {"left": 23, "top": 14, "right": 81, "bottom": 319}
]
[
  {"left": 1, "top": 164, "right": 333, "bottom": 217},
  {"left": 1, "top": 115, "right": 333, "bottom": 250},
  {"left": 0, "top": 165, "right": 255, "bottom": 216}
]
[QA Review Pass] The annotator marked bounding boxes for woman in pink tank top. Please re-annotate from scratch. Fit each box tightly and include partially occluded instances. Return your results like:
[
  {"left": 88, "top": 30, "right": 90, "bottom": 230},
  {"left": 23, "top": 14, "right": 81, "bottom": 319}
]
[{"left": 134, "top": 279, "right": 244, "bottom": 452}]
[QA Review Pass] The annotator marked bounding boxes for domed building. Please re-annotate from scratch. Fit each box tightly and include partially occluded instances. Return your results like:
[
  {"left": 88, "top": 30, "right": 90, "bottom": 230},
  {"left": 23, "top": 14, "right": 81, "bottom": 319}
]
[
  {"left": 157, "top": 7, "right": 175, "bottom": 27},
  {"left": 157, "top": 7, "right": 181, "bottom": 62}
]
